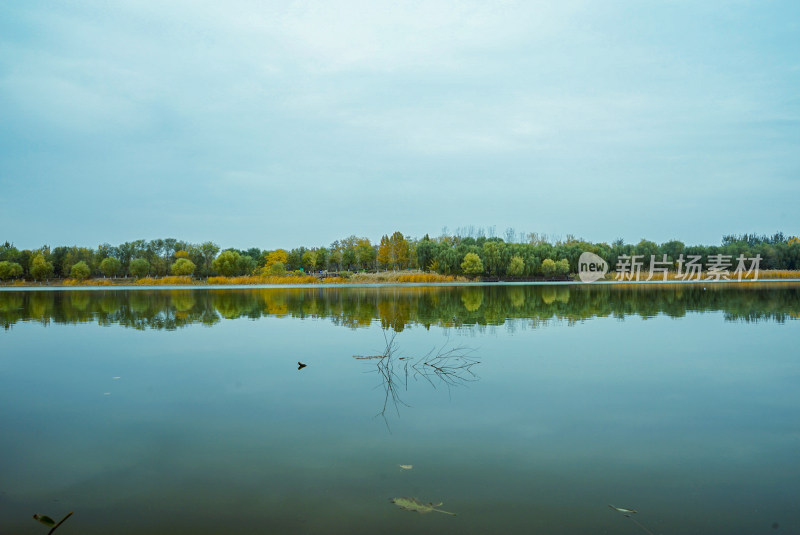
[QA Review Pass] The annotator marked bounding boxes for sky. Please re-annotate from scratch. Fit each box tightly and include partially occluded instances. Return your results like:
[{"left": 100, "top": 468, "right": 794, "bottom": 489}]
[{"left": 1, "top": 0, "right": 798, "bottom": 251}]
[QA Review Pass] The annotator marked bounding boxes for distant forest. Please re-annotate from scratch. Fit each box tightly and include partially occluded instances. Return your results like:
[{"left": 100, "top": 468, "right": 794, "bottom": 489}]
[{"left": 1, "top": 229, "right": 799, "bottom": 281}]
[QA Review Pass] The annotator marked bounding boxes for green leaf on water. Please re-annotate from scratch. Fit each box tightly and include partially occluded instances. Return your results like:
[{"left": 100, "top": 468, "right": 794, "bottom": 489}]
[
  {"left": 391, "top": 497, "right": 456, "bottom": 516},
  {"left": 33, "top": 514, "right": 56, "bottom": 527}
]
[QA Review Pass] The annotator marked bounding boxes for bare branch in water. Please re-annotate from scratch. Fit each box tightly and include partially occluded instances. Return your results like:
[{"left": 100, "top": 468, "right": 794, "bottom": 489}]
[
  {"left": 354, "top": 331, "right": 480, "bottom": 427},
  {"left": 49, "top": 513, "right": 74, "bottom": 535}
]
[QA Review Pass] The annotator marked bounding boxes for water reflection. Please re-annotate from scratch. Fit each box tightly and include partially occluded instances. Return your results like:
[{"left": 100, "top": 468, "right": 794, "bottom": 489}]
[
  {"left": 2, "top": 284, "right": 799, "bottom": 535},
  {"left": 355, "top": 331, "right": 479, "bottom": 427},
  {"left": 1, "top": 283, "right": 799, "bottom": 332}
]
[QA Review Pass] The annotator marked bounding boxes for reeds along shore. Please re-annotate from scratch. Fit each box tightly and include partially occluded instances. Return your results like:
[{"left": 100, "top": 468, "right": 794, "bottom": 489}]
[
  {"left": 603, "top": 269, "right": 800, "bottom": 281},
  {"left": 2, "top": 270, "right": 800, "bottom": 287},
  {"left": 2, "top": 271, "right": 469, "bottom": 287}
]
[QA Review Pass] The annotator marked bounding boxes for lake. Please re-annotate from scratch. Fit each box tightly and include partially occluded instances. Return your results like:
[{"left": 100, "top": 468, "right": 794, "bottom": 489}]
[{"left": 1, "top": 283, "right": 799, "bottom": 534}]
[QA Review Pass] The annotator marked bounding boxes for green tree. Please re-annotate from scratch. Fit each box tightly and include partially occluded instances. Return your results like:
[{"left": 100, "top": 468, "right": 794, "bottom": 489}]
[
  {"left": 99, "top": 257, "right": 121, "bottom": 278},
  {"left": 302, "top": 250, "right": 319, "bottom": 272},
  {"left": 212, "top": 250, "right": 242, "bottom": 276},
  {"left": 555, "top": 258, "right": 570, "bottom": 276},
  {"left": 171, "top": 258, "right": 196, "bottom": 276},
  {"left": 508, "top": 243, "right": 538, "bottom": 276},
  {"left": 461, "top": 252, "right": 484, "bottom": 277},
  {"left": 508, "top": 255, "right": 525, "bottom": 277},
  {"left": 415, "top": 236, "right": 440, "bottom": 272},
  {"left": 356, "top": 238, "right": 376, "bottom": 270},
  {"left": 316, "top": 247, "right": 329, "bottom": 270},
  {"left": 337, "top": 236, "right": 358, "bottom": 270},
  {"left": 49, "top": 246, "right": 70, "bottom": 278},
  {"left": 0, "top": 261, "right": 23, "bottom": 280},
  {"left": 286, "top": 247, "right": 306, "bottom": 271},
  {"left": 0, "top": 242, "right": 20, "bottom": 263},
  {"left": 327, "top": 242, "right": 342, "bottom": 271},
  {"left": 541, "top": 258, "right": 557, "bottom": 278},
  {"left": 129, "top": 258, "right": 150, "bottom": 279},
  {"left": 434, "top": 247, "right": 461, "bottom": 275},
  {"left": 634, "top": 239, "right": 660, "bottom": 268},
  {"left": 660, "top": 240, "right": 685, "bottom": 266},
  {"left": 69, "top": 261, "right": 91, "bottom": 280},
  {"left": 30, "top": 254, "right": 54, "bottom": 281},
  {"left": 114, "top": 242, "right": 137, "bottom": 275},
  {"left": 238, "top": 254, "right": 257, "bottom": 275},
  {"left": 482, "top": 240, "right": 505, "bottom": 276},
  {"left": 59, "top": 246, "right": 95, "bottom": 278},
  {"left": 268, "top": 262, "right": 286, "bottom": 276},
  {"left": 199, "top": 242, "right": 220, "bottom": 277}
]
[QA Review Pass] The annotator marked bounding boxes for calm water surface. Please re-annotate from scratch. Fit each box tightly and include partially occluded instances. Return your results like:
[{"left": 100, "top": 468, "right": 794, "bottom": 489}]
[{"left": 1, "top": 284, "right": 799, "bottom": 534}]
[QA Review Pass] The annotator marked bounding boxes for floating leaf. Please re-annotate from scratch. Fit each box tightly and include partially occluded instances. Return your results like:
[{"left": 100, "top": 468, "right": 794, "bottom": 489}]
[
  {"left": 609, "top": 505, "right": 655, "bottom": 535},
  {"left": 33, "top": 514, "right": 56, "bottom": 527},
  {"left": 609, "top": 504, "right": 638, "bottom": 515},
  {"left": 391, "top": 497, "right": 456, "bottom": 516},
  {"left": 398, "top": 464, "right": 413, "bottom": 470}
]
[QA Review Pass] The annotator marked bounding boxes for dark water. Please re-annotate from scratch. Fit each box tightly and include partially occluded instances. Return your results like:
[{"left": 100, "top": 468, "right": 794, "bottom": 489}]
[{"left": 1, "top": 284, "right": 798, "bottom": 534}]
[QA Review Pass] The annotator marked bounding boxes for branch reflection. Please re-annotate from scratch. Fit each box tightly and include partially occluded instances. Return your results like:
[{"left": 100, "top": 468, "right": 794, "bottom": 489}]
[{"left": 355, "top": 331, "right": 480, "bottom": 429}]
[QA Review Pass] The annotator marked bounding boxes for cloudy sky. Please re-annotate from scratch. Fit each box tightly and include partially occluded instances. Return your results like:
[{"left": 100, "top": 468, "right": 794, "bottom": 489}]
[{"left": 1, "top": 0, "right": 798, "bottom": 250}]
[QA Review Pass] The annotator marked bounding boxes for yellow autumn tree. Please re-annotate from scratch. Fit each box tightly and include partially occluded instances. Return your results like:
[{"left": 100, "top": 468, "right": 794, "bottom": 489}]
[
  {"left": 390, "top": 231, "right": 410, "bottom": 270},
  {"left": 377, "top": 235, "right": 392, "bottom": 270},
  {"left": 377, "top": 232, "right": 410, "bottom": 270},
  {"left": 264, "top": 249, "right": 288, "bottom": 269}
]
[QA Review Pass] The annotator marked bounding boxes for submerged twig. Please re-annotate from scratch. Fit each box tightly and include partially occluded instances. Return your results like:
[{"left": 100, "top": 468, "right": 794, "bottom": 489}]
[
  {"left": 355, "top": 331, "right": 480, "bottom": 425},
  {"left": 34, "top": 512, "right": 73, "bottom": 535},
  {"left": 49, "top": 512, "right": 73, "bottom": 535}
]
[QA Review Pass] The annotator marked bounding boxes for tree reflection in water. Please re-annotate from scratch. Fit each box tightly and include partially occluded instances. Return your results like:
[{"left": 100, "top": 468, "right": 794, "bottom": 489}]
[
  {"left": 2, "top": 284, "right": 799, "bottom": 332},
  {"left": 354, "top": 330, "right": 479, "bottom": 430}
]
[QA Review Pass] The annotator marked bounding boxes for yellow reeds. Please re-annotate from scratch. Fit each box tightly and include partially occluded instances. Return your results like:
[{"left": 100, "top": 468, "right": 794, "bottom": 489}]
[
  {"left": 757, "top": 270, "right": 800, "bottom": 279},
  {"left": 62, "top": 278, "right": 114, "bottom": 286},
  {"left": 133, "top": 276, "right": 196, "bottom": 286},
  {"left": 321, "top": 276, "right": 350, "bottom": 283},
  {"left": 207, "top": 275, "right": 319, "bottom": 284},
  {"left": 348, "top": 271, "right": 465, "bottom": 283},
  {"left": 602, "top": 270, "right": 800, "bottom": 282}
]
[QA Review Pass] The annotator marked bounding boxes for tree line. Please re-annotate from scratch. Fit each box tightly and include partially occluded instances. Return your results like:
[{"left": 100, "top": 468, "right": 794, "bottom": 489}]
[{"left": 1, "top": 230, "right": 799, "bottom": 282}]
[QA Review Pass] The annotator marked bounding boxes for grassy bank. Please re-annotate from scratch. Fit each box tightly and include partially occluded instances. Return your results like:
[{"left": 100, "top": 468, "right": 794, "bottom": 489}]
[
  {"left": 3, "top": 270, "right": 798, "bottom": 288},
  {"left": 1, "top": 271, "right": 467, "bottom": 287},
  {"left": 601, "top": 269, "right": 800, "bottom": 281}
]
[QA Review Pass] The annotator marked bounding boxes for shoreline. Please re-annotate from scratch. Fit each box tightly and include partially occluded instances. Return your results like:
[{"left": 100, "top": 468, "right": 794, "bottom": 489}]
[{"left": 3, "top": 278, "right": 800, "bottom": 291}]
